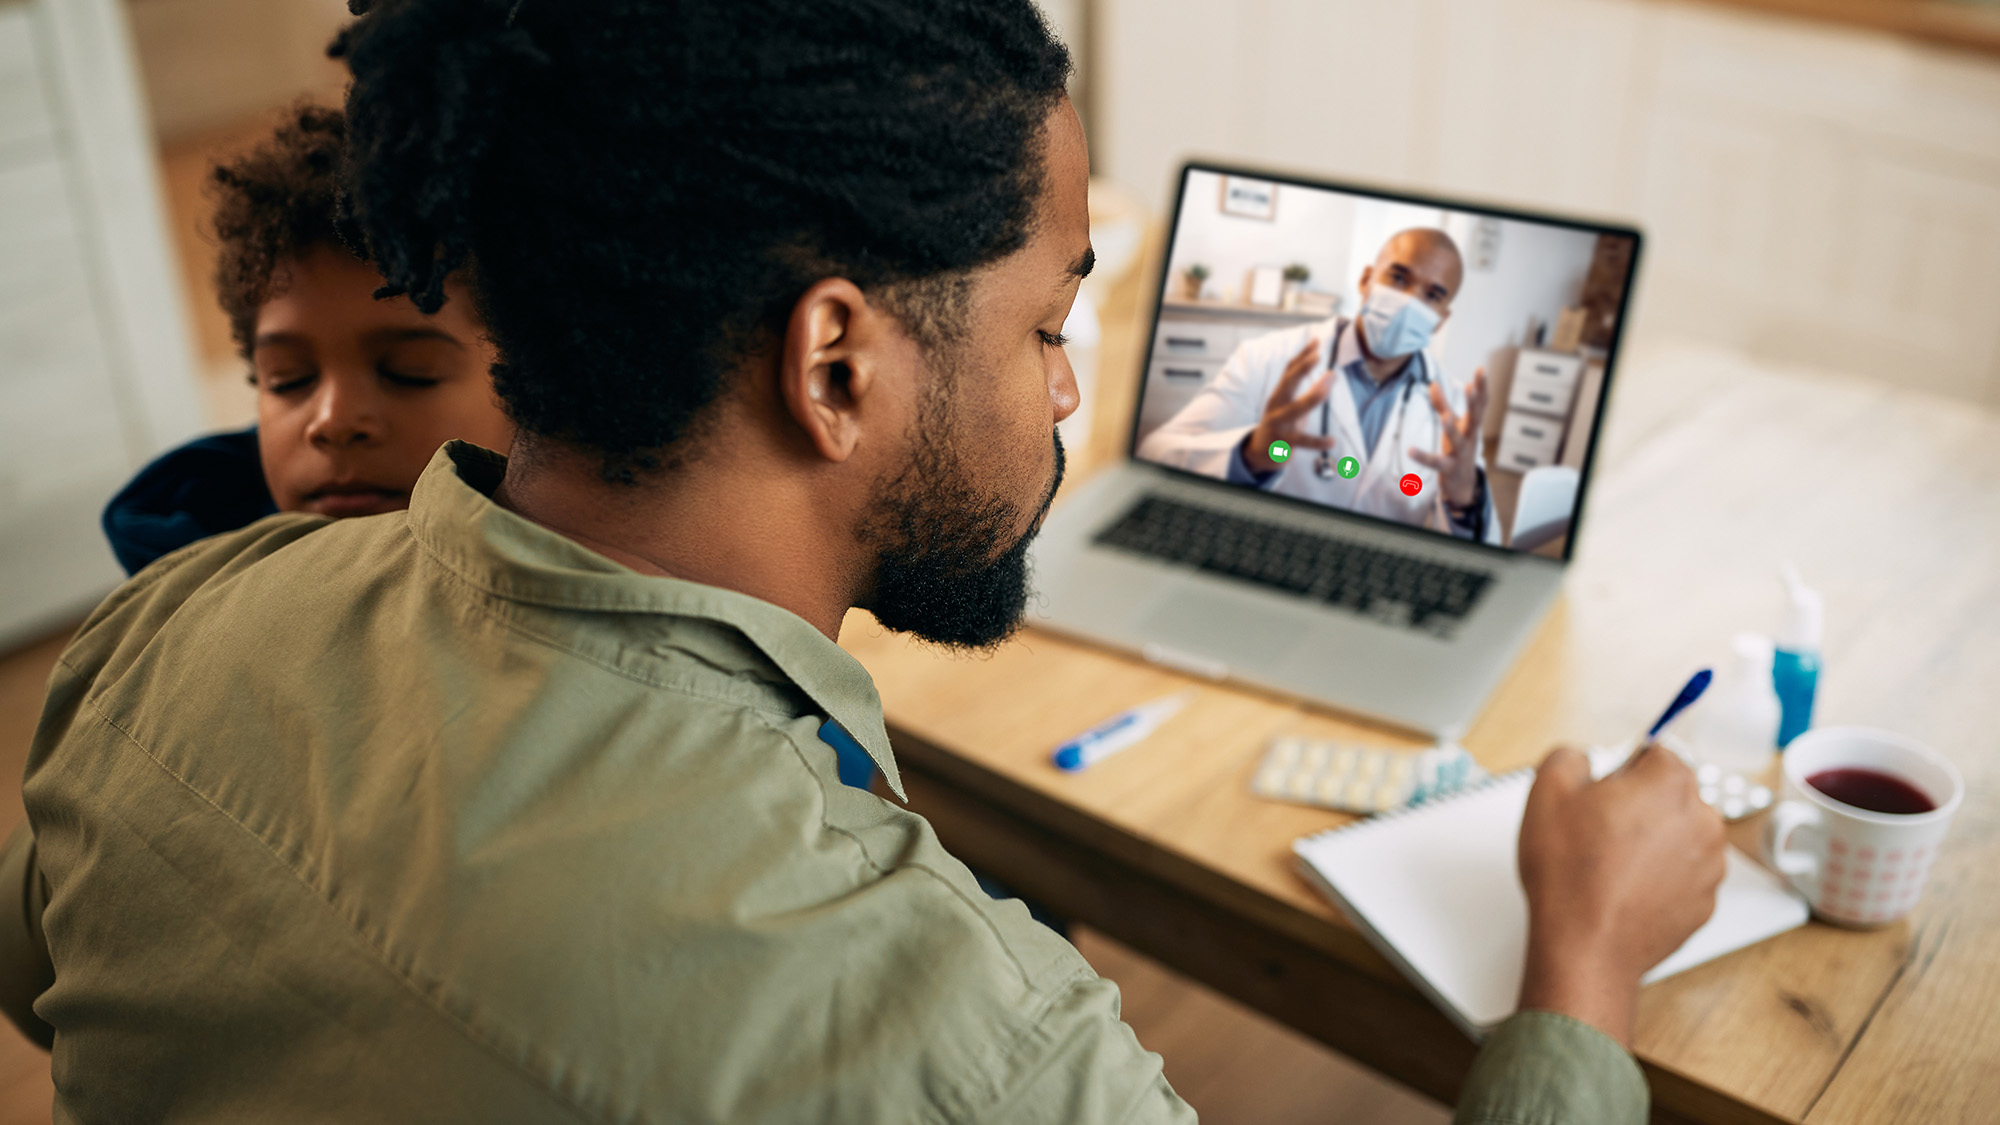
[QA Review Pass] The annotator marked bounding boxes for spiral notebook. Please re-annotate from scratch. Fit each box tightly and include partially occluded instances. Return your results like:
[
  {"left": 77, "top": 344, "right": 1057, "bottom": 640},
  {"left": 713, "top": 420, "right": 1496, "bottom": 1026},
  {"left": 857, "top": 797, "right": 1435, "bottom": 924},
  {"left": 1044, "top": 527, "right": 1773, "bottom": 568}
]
[{"left": 1292, "top": 758, "right": 1809, "bottom": 1041}]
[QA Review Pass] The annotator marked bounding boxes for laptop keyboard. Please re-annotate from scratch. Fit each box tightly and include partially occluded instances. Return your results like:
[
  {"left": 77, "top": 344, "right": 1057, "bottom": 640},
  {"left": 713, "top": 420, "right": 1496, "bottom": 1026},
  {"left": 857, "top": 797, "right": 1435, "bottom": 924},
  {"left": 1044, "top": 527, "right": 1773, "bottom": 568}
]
[{"left": 1091, "top": 494, "right": 1494, "bottom": 636}]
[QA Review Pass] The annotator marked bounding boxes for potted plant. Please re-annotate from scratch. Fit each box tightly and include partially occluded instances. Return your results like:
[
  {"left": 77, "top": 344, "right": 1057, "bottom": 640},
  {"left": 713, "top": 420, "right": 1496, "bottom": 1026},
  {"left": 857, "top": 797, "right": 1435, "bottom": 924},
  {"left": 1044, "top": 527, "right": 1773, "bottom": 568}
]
[
  {"left": 1181, "top": 263, "right": 1210, "bottom": 301},
  {"left": 1281, "top": 263, "right": 1310, "bottom": 311}
]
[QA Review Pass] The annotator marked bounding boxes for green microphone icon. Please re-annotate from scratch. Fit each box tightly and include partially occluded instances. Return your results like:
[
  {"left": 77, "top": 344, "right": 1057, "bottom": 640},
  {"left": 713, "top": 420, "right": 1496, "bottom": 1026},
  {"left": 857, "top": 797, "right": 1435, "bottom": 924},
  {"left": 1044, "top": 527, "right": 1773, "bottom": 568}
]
[{"left": 1336, "top": 456, "right": 1360, "bottom": 479}]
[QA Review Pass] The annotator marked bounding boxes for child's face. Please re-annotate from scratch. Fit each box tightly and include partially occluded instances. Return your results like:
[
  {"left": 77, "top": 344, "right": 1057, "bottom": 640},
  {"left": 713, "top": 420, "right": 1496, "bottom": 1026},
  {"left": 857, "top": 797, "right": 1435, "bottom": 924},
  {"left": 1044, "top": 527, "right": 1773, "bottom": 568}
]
[{"left": 251, "top": 245, "right": 513, "bottom": 517}]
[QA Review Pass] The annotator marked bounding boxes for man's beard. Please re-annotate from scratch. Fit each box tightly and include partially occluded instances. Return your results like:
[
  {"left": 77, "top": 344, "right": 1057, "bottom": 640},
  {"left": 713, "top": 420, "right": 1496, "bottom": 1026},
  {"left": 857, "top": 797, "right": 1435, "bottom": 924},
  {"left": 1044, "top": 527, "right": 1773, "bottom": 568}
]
[{"left": 860, "top": 411, "right": 1066, "bottom": 651}]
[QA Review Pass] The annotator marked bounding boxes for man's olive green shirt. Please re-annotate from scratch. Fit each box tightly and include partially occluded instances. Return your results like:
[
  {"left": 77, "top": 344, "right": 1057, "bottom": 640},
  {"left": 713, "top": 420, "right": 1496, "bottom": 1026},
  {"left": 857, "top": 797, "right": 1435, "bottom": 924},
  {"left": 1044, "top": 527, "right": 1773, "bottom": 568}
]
[{"left": 0, "top": 444, "right": 1646, "bottom": 1122}]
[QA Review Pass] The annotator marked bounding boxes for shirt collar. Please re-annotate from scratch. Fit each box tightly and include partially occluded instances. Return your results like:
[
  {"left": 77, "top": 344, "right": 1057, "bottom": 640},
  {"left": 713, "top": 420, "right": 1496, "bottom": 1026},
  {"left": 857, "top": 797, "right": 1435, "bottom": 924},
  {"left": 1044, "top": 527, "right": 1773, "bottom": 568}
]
[{"left": 408, "top": 442, "right": 904, "bottom": 800}]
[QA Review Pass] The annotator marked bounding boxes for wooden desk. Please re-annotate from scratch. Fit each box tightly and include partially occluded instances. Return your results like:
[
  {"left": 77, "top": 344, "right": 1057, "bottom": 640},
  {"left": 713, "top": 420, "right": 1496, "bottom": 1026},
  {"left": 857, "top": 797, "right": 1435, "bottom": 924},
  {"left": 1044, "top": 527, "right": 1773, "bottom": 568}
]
[{"left": 841, "top": 260, "right": 2000, "bottom": 1121}]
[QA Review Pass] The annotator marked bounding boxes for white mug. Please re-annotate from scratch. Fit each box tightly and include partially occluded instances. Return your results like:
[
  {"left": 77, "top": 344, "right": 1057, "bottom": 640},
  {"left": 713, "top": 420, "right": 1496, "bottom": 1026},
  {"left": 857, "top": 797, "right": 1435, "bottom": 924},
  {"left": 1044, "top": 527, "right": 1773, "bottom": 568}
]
[{"left": 1765, "top": 727, "right": 1964, "bottom": 927}]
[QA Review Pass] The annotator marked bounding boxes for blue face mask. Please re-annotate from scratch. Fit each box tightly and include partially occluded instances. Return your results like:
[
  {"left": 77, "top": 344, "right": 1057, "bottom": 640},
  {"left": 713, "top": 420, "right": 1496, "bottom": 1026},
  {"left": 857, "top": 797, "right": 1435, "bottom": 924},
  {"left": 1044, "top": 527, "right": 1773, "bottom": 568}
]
[{"left": 1357, "top": 285, "right": 1441, "bottom": 358}]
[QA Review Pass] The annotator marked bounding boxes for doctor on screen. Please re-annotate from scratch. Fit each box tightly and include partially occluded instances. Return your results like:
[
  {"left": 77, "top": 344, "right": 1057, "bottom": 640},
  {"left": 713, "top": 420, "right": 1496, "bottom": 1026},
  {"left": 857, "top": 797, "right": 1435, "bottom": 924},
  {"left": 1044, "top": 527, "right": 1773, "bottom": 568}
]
[{"left": 1138, "top": 228, "right": 1500, "bottom": 543}]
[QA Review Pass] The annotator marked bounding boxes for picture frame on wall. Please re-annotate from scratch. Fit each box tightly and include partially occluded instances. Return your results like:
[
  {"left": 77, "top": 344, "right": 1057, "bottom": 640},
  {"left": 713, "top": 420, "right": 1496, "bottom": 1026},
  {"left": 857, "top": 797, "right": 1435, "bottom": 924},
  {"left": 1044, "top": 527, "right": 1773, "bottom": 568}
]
[{"left": 1219, "top": 175, "right": 1277, "bottom": 220}]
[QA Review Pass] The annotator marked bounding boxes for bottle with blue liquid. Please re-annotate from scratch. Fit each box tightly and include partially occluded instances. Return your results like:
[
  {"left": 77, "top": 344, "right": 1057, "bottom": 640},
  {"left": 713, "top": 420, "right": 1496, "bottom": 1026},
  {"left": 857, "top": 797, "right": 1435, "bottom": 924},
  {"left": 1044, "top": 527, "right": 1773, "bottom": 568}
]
[{"left": 1773, "top": 564, "right": 1822, "bottom": 748}]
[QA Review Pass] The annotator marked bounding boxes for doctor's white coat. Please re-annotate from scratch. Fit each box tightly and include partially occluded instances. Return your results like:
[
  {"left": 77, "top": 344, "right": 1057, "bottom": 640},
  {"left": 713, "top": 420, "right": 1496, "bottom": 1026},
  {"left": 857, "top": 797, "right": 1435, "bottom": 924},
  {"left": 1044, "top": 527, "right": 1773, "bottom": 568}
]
[{"left": 1136, "top": 317, "right": 1502, "bottom": 544}]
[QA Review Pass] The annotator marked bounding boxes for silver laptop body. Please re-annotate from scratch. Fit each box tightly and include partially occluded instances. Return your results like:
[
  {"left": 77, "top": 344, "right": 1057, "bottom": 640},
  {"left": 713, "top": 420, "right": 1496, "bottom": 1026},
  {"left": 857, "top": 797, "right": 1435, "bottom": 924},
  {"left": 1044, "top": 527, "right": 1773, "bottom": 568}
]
[{"left": 1027, "top": 163, "right": 1642, "bottom": 739}]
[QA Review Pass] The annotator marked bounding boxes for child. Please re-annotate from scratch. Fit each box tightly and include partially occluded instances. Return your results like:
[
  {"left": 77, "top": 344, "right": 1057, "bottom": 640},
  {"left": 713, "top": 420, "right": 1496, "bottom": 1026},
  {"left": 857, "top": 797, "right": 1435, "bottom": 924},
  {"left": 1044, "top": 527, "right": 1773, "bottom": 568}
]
[{"left": 102, "top": 105, "right": 513, "bottom": 574}]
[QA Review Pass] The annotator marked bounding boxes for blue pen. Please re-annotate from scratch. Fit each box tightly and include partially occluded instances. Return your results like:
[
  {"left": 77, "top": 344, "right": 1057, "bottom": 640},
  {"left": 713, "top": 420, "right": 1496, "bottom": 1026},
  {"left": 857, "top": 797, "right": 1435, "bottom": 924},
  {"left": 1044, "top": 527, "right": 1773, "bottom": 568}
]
[
  {"left": 1052, "top": 691, "right": 1195, "bottom": 771},
  {"left": 1647, "top": 668, "right": 1713, "bottom": 740},
  {"left": 1588, "top": 669, "right": 1715, "bottom": 780}
]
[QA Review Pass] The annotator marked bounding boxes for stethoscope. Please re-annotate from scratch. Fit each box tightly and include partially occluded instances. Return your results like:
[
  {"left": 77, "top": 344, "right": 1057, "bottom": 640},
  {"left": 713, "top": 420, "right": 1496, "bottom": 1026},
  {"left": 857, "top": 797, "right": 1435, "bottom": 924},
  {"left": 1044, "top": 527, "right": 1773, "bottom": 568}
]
[{"left": 1312, "top": 320, "right": 1436, "bottom": 482}]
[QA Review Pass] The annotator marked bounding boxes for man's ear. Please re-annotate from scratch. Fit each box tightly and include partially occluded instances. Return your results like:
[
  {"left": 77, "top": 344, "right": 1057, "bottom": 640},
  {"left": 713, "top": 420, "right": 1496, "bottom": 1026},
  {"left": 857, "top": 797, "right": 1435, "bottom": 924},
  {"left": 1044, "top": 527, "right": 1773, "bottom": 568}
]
[
  {"left": 778, "top": 278, "right": 876, "bottom": 463},
  {"left": 1356, "top": 265, "right": 1374, "bottom": 296}
]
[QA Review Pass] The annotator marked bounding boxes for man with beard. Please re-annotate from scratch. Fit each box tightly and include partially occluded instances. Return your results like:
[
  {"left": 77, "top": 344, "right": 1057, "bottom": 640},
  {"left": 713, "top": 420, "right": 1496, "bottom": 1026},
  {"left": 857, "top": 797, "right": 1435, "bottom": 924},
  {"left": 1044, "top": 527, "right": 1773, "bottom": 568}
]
[{"left": 0, "top": 1, "right": 1721, "bottom": 1121}]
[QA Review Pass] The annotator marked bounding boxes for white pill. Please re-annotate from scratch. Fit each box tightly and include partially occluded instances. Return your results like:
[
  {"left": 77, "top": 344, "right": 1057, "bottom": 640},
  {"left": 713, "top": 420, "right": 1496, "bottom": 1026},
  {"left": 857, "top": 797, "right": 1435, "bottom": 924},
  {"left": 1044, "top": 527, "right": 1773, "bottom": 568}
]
[
  {"left": 1748, "top": 786, "right": 1773, "bottom": 810},
  {"left": 1699, "top": 785, "right": 1720, "bottom": 806},
  {"left": 1721, "top": 795, "right": 1748, "bottom": 819},
  {"left": 1696, "top": 763, "right": 1722, "bottom": 785}
]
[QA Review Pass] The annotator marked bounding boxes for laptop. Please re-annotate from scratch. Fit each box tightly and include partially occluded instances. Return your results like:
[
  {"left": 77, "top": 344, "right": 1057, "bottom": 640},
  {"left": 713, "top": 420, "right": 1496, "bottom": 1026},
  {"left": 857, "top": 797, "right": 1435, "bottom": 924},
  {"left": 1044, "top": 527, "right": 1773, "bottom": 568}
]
[{"left": 1027, "top": 162, "right": 1642, "bottom": 738}]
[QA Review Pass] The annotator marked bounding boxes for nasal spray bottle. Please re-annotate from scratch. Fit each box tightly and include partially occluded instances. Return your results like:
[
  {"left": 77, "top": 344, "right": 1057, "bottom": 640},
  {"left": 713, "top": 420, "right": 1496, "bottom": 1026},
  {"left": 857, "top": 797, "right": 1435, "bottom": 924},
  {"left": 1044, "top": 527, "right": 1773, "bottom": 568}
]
[{"left": 1773, "top": 564, "right": 1823, "bottom": 748}]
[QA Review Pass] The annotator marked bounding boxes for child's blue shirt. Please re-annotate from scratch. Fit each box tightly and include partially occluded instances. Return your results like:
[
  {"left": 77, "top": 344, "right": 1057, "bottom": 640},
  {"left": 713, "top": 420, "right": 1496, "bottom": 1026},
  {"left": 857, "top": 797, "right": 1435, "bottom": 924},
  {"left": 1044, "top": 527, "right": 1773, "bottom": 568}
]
[{"left": 101, "top": 427, "right": 277, "bottom": 576}]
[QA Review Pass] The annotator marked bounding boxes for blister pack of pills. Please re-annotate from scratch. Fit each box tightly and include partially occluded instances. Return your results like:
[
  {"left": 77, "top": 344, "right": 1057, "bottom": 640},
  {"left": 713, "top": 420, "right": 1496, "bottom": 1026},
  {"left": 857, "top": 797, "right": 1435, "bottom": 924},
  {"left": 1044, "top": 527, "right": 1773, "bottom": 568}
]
[{"left": 1251, "top": 737, "right": 1491, "bottom": 815}]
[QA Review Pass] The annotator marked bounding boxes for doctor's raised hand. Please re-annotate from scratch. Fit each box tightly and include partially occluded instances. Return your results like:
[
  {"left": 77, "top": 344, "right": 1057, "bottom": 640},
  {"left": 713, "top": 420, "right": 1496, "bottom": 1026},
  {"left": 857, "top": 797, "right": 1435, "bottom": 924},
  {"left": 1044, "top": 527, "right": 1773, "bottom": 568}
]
[
  {"left": 1407, "top": 367, "right": 1488, "bottom": 508},
  {"left": 1240, "top": 337, "right": 1334, "bottom": 474}
]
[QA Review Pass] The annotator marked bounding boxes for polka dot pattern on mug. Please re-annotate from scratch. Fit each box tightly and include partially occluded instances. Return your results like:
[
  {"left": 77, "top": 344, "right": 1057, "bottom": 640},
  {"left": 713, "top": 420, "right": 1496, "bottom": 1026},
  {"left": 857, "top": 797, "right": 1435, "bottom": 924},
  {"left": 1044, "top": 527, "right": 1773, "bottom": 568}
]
[{"left": 1817, "top": 847, "right": 1937, "bottom": 924}]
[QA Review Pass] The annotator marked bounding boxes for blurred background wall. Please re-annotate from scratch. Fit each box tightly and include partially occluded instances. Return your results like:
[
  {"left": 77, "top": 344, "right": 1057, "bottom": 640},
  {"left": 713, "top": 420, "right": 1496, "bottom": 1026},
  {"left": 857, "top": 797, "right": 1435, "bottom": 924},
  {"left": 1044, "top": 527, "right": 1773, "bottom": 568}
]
[
  {"left": 104, "top": 0, "right": 2000, "bottom": 414},
  {"left": 126, "top": 0, "right": 346, "bottom": 142},
  {"left": 1086, "top": 0, "right": 2000, "bottom": 408}
]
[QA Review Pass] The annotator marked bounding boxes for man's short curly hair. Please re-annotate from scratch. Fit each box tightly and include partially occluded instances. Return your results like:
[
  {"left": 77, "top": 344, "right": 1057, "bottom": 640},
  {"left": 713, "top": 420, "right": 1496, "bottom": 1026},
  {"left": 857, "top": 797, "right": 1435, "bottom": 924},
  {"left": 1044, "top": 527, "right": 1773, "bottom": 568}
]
[
  {"left": 209, "top": 104, "right": 357, "bottom": 361},
  {"left": 333, "top": 0, "right": 1072, "bottom": 483}
]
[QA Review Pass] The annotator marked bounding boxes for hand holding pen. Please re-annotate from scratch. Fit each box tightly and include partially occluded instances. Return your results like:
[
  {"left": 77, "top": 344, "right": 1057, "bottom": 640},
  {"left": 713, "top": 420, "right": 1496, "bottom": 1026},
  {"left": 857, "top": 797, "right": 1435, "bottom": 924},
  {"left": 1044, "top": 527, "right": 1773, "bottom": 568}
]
[{"left": 1512, "top": 670, "right": 1728, "bottom": 1049}]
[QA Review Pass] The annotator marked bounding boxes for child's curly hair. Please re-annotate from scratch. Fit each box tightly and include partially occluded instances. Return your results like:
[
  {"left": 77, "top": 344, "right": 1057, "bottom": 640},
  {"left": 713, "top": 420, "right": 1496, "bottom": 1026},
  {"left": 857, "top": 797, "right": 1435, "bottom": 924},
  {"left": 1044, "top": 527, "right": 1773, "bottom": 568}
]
[{"left": 209, "top": 104, "right": 357, "bottom": 361}]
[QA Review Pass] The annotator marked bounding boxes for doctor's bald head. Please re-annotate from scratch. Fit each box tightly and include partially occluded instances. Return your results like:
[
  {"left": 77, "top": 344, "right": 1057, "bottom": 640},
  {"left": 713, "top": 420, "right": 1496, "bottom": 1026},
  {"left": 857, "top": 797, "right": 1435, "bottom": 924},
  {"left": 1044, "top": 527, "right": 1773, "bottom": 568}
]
[{"left": 1360, "top": 228, "right": 1464, "bottom": 316}]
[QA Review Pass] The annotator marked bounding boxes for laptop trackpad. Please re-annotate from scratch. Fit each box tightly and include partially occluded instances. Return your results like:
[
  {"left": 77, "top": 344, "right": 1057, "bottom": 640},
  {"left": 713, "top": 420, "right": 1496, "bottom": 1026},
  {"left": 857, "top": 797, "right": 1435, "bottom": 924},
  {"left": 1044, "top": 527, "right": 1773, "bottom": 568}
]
[{"left": 1135, "top": 587, "right": 1306, "bottom": 674}]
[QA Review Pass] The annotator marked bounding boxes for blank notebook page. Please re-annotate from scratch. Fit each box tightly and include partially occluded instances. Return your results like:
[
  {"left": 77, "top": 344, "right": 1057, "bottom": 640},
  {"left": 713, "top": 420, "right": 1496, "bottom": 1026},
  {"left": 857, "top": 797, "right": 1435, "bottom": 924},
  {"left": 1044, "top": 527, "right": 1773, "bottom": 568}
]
[{"left": 1292, "top": 767, "right": 1810, "bottom": 1039}]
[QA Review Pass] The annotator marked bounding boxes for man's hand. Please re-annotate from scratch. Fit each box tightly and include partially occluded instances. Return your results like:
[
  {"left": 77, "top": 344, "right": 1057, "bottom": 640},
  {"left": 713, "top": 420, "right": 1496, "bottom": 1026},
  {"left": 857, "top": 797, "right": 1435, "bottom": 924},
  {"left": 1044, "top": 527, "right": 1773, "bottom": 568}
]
[
  {"left": 1406, "top": 367, "right": 1487, "bottom": 508},
  {"left": 1240, "top": 338, "right": 1333, "bottom": 474},
  {"left": 1516, "top": 744, "right": 1727, "bottom": 1048}
]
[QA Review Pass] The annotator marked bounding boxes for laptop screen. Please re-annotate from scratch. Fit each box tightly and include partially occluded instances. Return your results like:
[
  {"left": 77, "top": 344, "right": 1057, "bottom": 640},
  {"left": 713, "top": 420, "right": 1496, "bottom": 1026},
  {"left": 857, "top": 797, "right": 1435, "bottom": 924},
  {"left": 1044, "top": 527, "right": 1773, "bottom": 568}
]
[{"left": 1130, "top": 164, "right": 1640, "bottom": 560}]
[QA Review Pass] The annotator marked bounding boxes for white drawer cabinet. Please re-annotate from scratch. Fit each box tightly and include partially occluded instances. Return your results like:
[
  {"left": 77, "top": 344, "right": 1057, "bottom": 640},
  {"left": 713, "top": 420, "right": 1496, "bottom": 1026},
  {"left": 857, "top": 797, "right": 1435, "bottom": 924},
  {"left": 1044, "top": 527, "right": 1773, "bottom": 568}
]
[
  {"left": 1136, "top": 356, "right": 1223, "bottom": 441},
  {"left": 1150, "top": 354, "right": 1225, "bottom": 386},
  {"left": 1507, "top": 349, "right": 1584, "bottom": 416},
  {"left": 1494, "top": 409, "right": 1565, "bottom": 472},
  {"left": 1152, "top": 316, "right": 1243, "bottom": 363},
  {"left": 1140, "top": 314, "right": 1242, "bottom": 441}
]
